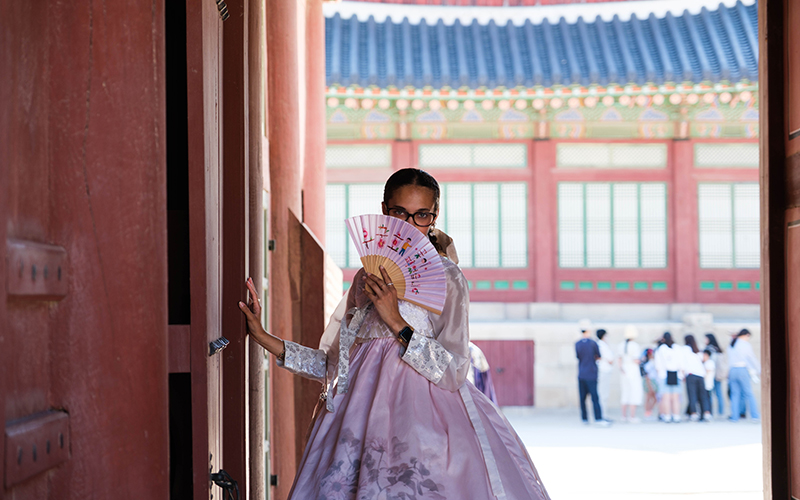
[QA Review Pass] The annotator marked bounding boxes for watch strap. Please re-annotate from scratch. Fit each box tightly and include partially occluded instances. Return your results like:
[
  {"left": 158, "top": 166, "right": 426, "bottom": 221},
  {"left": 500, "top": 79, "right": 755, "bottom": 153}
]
[{"left": 398, "top": 326, "right": 414, "bottom": 347}]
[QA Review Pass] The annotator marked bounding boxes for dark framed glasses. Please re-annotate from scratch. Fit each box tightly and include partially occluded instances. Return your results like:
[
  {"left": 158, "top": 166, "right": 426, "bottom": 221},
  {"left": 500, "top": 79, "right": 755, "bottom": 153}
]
[{"left": 387, "top": 207, "right": 437, "bottom": 227}]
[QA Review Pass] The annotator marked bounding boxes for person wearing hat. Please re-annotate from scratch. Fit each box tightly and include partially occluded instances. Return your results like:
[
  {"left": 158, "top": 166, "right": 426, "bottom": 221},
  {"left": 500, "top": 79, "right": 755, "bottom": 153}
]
[
  {"left": 575, "top": 320, "right": 611, "bottom": 426},
  {"left": 617, "top": 325, "right": 644, "bottom": 423}
]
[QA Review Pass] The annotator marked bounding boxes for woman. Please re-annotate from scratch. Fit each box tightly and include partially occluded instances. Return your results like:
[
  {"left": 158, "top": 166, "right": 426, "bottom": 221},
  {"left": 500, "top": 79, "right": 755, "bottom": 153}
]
[
  {"left": 682, "top": 335, "right": 711, "bottom": 421},
  {"left": 654, "top": 332, "right": 682, "bottom": 423},
  {"left": 617, "top": 325, "right": 644, "bottom": 423},
  {"left": 239, "top": 168, "right": 550, "bottom": 499},
  {"left": 641, "top": 348, "right": 659, "bottom": 419},
  {"left": 728, "top": 329, "right": 761, "bottom": 422},
  {"left": 704, "top": 333, "right": 726, "bottom": 417}
]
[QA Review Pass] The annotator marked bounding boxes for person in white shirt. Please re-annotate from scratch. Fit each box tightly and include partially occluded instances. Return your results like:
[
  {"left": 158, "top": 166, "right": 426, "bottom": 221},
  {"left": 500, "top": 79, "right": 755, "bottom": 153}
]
[
  {"left": 616, "top": 325, "right": 643, "bottom": 423},
  {"left": 596, "top": 328, "right": 614, "bottom": 417},
  {"left": 682, "top": 334, "right": 711, "bottom": 422},
  {"left": 702, "top": 349, "right": 716, "bottom": 421},
  {"left": 654, "top": 332, "right": 682, "bottom": 423},
  {"left": 727, "top": 329, "right": 761, "bottom": 422}
]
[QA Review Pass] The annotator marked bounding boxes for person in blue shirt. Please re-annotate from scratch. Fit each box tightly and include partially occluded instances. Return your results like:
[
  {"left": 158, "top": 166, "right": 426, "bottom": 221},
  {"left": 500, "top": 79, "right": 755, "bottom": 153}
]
[{"left": 575, "top": 321, "right": 611, "bottom": 426}]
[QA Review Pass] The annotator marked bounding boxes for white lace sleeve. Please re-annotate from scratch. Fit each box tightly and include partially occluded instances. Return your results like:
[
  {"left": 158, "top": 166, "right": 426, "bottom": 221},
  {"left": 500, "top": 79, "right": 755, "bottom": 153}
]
[
  {"left": 402, "top": 333, "right": 455, "bottom": 385},
  {"left": 277, "top": 340, "right": 327, "bottom": 383},
  {"left": 401, "top": 258, "right": 470, "bottom": 391}
]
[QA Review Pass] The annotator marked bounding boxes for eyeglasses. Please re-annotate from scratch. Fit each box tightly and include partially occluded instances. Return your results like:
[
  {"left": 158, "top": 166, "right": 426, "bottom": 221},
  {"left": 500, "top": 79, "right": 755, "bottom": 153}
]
[{"left": 387, "top": 207, "right": 437, "bottom": 227}]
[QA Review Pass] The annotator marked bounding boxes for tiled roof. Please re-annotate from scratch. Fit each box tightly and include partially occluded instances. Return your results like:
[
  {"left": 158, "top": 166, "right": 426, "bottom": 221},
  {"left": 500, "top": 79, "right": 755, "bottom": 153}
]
[{"left": 324, "top": 0, "right": 758, "bottom": 88}]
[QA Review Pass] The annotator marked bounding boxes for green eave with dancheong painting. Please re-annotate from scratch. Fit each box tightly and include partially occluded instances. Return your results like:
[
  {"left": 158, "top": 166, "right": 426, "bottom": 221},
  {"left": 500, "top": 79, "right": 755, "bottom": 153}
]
[{"left": 325, "top": 82, "right": 759, "bottom": 141}]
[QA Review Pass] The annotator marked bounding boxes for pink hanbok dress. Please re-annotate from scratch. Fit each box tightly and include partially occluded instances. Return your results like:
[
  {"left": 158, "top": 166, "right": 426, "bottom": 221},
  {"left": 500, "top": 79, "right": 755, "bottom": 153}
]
[{"left": 278, "top": 257, "right": 550, "bottom": 500}]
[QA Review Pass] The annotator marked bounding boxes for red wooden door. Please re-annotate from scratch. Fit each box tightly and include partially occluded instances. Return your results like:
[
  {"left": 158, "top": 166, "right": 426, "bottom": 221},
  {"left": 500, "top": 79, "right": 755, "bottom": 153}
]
[
  {"left": 472, "top": 340, "right": 535, "bottom": 406},
  {"left": 1, "top": 2, "right": 170, "bottom": 498}
]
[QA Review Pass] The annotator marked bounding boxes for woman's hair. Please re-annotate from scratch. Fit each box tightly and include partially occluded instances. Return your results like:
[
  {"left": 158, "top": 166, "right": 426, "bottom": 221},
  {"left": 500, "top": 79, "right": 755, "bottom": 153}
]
[
  {"left": 383, "top": 168, "right": 444, "bottom": 253},
  {"left": 684, "top": 334, "right": 699, "bottom": 354},
  {"left": 731, "top": 328, "right": 751, "bottom": 348},
  {"left": 662, "top": 332, "right": 674, "bottom": 348},
  {"left": 383, "top": 168, "right": 440, "bottom": 211},
  {"left": 596, "top": 329, "right": 607, "bottom": 340},
  {"left": 705, "top": 333, "right": 722, "bottom": 353}
]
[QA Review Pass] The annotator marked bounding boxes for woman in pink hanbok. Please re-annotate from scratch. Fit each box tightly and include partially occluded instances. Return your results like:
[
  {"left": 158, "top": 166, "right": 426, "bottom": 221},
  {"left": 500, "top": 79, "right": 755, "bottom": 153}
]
[{"left": 239, "top": 168, "right": 550, "bottom": 500}]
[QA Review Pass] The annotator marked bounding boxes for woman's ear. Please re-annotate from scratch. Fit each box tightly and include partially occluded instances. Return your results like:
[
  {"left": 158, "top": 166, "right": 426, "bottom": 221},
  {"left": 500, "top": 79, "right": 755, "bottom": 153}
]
[{"left": 381, "top": 202, "right": 389, "bottom": 215}]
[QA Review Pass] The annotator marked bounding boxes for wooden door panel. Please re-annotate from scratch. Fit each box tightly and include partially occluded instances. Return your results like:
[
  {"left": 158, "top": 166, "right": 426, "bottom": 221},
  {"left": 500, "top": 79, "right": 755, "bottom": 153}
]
[
  {"left": 786, "top": 209, "right": 800, "bottom": 498},
  {"left": 472, "top": 340, "right": 535, "bottom": 406},
  {"left": 186, "top": 1, "right": 224, "bottom": 498}
]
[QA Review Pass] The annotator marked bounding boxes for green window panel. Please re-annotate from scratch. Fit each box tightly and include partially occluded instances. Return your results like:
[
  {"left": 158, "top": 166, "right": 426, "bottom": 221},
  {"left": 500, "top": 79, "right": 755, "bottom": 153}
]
[
  {"left": 440, "top": 182, "right": 528, "bottom": 269},
  {"left": 558, "top": 182, "right": 667, "bottom": 269},
  {"left": 633, "top": 281, "right": 648, "bottom": 290},
  {"left": 699, "top": 281, "right": 715, "bottom": 290},
  {"left": 737, "top": 281, "right": 752, "bottom": 290},
  {"left": 578, "top": 281, "right": 593, "bottom": 290},
  {"left": 512, "top": 280, "right": 529, "bottom": 290},
  {"left": 475, "top": 280, "right": 492, "bottom": 290},
  {"left": 343, "top": 282, "right": 352, "bottom": 291},
  {"left": 326, "top": 183, "right": 384, "bottom": 269},
  {"left": 698, "top": 183, "right": 759, "bottom": 269},
  {"left": 597, "top": 281, "right": 612, "bottom": 290},
  {"left": 494, "top": 281, "right": 510, "bottom": 290},
  {"left": 651, "top": 281, "right": 668, "bottom": 291},
  {"left": 615, "top": 281, "right": 630, "bottom": 290},
  {"left": 756, "top": 282, "right": 761, "bottom": 290},
  {"left": 560, "top": 281, "right": 576, "bottom": 290},
  {"left": 468, "top": 281, "right": 474, "bottom": 290},
  {"left": 718, "top": 281, "right": 734, "bottom": 290}
]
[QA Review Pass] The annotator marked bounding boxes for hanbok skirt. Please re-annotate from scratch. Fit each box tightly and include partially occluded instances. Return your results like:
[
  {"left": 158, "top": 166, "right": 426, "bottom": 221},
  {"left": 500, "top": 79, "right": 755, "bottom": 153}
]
[{"left": 287, "top": 337, "right": 551, "bottom": 500}]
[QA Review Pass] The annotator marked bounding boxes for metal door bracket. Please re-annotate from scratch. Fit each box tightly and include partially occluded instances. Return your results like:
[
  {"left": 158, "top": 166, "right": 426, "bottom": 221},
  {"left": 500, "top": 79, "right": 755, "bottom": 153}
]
[
  {"left": 4, "top": 410, "right": 70, "bottom": 488},
  {"left": 209, "top": 336, "right": 230, "bottom": 356},
  {"left": 6, "top": 239, "right": 68, "bottom": 300}
]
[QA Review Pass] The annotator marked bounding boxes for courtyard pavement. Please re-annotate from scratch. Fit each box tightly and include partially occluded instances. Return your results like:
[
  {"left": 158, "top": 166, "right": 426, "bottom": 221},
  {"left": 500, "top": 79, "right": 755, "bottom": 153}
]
[{"left": 503, "top": 407, "right": 763, "bottom": 500}]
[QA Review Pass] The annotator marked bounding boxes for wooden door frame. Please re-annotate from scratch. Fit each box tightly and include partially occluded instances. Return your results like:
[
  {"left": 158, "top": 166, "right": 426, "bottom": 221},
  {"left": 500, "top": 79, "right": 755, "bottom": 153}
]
[
  {"left": 759, "top": 0, "right": 790, "bottom": 498},
  {"left": 185, "top": 2, "right": 225, "bottom": 498}
]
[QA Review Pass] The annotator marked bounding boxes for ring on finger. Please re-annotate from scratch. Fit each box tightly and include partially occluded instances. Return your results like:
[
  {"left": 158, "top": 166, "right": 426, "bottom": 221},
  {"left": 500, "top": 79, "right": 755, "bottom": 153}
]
[{"left": 386, "top": 282, "right": 394, "bottom": 286}]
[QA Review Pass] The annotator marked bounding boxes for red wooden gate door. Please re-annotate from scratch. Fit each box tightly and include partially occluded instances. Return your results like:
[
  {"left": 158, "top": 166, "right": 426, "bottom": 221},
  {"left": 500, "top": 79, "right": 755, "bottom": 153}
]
[
  {"left": 1, "top": 2, "right": 170, "bottom": 498},
  {"left": 472, "top": 340, "right": 535, "bottom": 406}
]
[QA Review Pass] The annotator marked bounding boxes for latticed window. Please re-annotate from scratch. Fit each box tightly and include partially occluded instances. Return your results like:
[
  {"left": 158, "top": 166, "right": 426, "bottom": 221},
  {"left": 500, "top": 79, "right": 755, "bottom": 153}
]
[
  {"left": 558, "top": 183, "right": 667, "bottom": 268},
  {"left": 325, "top": 182, "right": 528, "bottom": 269},
  {"left": 418, "top": 144, "right": 527, "bottom": 169},
  {"left": 694, "top": 144, "right": 759, "bottom": 168},
  {"left": 439, "top": 183, "right": 528, "bottom": 268},
  {"left": 556, "top": 143, "right": 667, "bottom": 169},
  {"left": 698, "top": 183, "right": 759, "bottom": 268},
  {"left": 325, "top": 144, "right": 392, "bottom": 169},
  {"left": 326, "top": 183, "right": 384, "bottom": 268}
]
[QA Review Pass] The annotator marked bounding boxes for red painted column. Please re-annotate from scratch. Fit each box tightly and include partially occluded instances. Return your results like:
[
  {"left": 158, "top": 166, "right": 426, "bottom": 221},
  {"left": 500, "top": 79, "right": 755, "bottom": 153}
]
[
  {"left": 394, "top": 140, "right": 414, "bottom": 170},
  {"left": 266, "top": 0, "right": 303, "bottom": 497},
  {"left": 304, "top": 0, "right": 327, "bottom": 242},
  {"left": 673, "top": 139, "right": 697, "bottom": 303},
  {"left": 533, "top": 140, "right": 556, "bottom": 302}
]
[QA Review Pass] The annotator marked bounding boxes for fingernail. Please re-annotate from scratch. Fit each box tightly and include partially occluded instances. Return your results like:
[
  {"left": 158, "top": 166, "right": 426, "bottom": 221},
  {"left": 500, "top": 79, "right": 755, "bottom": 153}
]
[
  {"left": 380, "top": 265, "right": 384, "bottom": 270},
  {"left": 238, "top": 301, "right": 245, "bottom": 308}
]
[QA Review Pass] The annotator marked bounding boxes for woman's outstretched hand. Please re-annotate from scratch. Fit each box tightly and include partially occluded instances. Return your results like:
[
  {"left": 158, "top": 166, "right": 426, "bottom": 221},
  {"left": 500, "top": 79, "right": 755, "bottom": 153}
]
[
  {"left": 239, "top": 277, "right": 285, "bottom": 357},
  {"left": 362, "top": 266, "right": 409, "bottom": 335}
]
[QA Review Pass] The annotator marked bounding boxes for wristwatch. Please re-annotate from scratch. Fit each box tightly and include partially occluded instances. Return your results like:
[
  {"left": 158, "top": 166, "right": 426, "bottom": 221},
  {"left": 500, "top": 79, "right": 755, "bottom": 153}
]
[{"left": 397, "top": 325, "right": 414, "bottom": 348}]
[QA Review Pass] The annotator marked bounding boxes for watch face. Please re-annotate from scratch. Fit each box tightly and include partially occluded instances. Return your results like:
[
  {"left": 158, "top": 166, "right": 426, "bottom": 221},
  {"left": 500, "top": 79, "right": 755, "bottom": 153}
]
[{"left": 399, "top": 327, "right": 413, "bottom": 343}]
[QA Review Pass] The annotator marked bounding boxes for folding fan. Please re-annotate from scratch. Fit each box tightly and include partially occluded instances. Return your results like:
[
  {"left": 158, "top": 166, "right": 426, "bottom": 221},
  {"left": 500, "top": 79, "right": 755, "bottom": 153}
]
[{"left": 346, "top": 214, "right": 447, "bottom": 315}]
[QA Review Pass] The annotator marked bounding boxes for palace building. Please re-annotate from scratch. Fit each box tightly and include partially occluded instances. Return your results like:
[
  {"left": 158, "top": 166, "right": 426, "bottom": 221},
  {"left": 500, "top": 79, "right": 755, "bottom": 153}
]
[{"left": 322, "top": 0, "right": 760, "bottom": 407}]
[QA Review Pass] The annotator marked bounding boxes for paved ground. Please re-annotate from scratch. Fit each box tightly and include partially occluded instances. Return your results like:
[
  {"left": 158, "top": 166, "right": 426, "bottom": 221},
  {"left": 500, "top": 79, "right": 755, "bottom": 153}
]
[{"left": 503, "top": 408, "right": 763, "bottom": 500}]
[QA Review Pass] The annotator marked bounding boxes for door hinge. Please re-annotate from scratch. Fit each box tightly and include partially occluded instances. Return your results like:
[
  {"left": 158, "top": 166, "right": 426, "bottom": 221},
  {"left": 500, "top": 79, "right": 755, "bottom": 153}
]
[
  {"left": 268, "top": 239, "right": 275, "bottom": 251},
  {"left": 210, "top": 469, "right": 239, "bottom": 500},
  {"left": 214, "top": 0, "right": 229, "bottom": 21}
]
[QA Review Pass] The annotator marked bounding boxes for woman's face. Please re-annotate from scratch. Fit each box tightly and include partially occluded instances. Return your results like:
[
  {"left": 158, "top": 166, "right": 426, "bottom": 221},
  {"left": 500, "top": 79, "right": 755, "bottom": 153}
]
[{"left": 383, "top": 185, "right": 438, "bottom": 235}]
